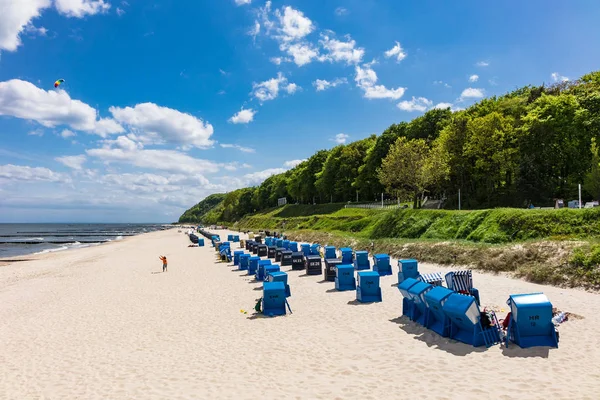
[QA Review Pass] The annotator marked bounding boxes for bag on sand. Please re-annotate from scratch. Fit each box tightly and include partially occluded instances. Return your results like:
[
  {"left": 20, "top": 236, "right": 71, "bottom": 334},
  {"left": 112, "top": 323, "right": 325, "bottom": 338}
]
[{"left": 254, "top": 298, "right": 262, "bottom": 313}]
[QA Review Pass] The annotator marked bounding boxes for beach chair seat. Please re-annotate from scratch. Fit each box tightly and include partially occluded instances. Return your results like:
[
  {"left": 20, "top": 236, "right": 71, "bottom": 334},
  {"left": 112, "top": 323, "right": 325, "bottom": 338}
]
[
  {"left": 233, "top": 250, "right": 244, "bottom": 266},
  {"left": 248, "top": 256, "right": 260, "bottom": 276},
  {"left": 398, "top": 278, "right": 419, "bottom": 318},
  {"left": 257, "top": 244, "right": 268, "bottom": 257},
  {"left": 239, "top": 254, "right": 250, "bottom": 271},
  {"left": 445, "top": 270, "right": 480, "bottom": 305},
  {"left": 324, "top": 258, "right": 341, "bottom": 282},
  {"left": 300, "top": 243, "right": 311, "bottom": 257},
  {"left": 442, "top": 293, "right": 501, "bottom": 347},
  {"left": 397, "top": 259, "right": 419, "bottom": 285},
  {"left": 424, "top": 286, "right": 454, "bottom": 337},
  {"left": 356, "top": 271, "right": 382, "bottom": 302},
  {"left": 261, "top": 281, "right": 289, "bottom": 316},
  {"left": 407, "top": 281, "right": 434, "bottom": 326},
  {"left": 291, "top": 252, "right": 304, "bottom": 270},
  {"left": 373, "top": 254, "right": 392, "bottom": 276},
  {"left": 324, "top": 246, "right": 337, "bottom": 259},
  {"left": 281, "top": 250, "right": 293, "bottom": 266},
  {"left": 309, "top": 244, "right": 321, "bottom": 256},
  {"left": 305, "top": 255, "right": 322, "bottom": 275},
  {"left": 505, "top": 293, "right": 558, "bottom": 348},
  {"left": 420, "top": 272, "right": 444, "bottom": 287},
  {"left": 263, "top": 264, "right": 281, "bottom": 282},
  {"left": 340, "top": 247, "right": 353, "bottom": 264},
  {"left": 256, "top": 259, "right": 272, "bottom": 281},
  {"left": 267, "top": 271, "right": 291, "bottom": 297},
  {"left": 353, "top": 251, "right": 370, "bottom": 271},
  {"left": 275, "top": 248, "right": 285, "bottom": 262},
  {"left": 335, "top": 264, "right": 356, "bottom": 291}
]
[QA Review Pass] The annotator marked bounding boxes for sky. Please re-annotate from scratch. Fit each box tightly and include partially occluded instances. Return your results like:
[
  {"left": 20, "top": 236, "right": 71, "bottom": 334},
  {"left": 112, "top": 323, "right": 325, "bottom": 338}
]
[{"left": 1, "top": 0, "right": 599, "bottom": 223}]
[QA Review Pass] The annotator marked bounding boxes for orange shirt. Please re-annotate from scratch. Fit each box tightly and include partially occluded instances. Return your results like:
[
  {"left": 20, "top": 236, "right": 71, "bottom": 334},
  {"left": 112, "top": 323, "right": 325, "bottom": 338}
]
[{"left": 160, "top": 256, "right": 167, "bottom": 263}]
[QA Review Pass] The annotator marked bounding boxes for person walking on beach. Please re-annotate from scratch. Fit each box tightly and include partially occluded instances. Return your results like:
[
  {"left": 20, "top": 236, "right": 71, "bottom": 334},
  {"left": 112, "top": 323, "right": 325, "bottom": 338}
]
[{"left": 159, "top": 255, "right": 168, "bottom": 272}]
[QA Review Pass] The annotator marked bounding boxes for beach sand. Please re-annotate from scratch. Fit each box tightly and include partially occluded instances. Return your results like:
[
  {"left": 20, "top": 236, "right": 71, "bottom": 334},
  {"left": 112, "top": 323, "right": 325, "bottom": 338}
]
[{"left": 1, "top": 228, "right": 599, "bottom": 400}]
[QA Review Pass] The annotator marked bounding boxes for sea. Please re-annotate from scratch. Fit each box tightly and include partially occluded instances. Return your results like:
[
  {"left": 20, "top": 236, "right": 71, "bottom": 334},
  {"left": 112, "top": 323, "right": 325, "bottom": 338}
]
[{"left": 0, "top": 223, "right": 171, "bottom": 259}]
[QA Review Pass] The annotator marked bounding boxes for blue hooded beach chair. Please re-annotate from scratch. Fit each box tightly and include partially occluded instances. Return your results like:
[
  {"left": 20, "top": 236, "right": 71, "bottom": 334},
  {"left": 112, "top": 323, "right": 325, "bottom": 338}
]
[
  {"left": 407, "top": 280, "right": 433, "bottom": 326},
  {"left": 233, "top": 250, "right": 244, "bottom": 266},
  {"left": 424, "top": 286, "right": 454, "bottom": 337},
  {"left": 340, "top": 247, "right": 353, "bottom": 264},
  {"left": 335, "top": 264, "right": 356, "bottom": 291},
  {"left": 442, "top": 293, "right": 501, "bottom": 347},
  {"left": 356, "top": 271, "right": 382, "bottom": 302},
  {"left": 397, "top": 259, "right": 419, "bottom": 285},
  {"left": 505, "top": 293, "right": 558, "bottom": 348},
  {"left": 239, "top": 253, "right": 250, "bottom": 271},
  {"left": 267, "top": 271, "right": 291, "bottom": 297},
  {"left": 256, "top": 259, "right": 272, "bottom": 281},
  {"left": 248, "top": 256, "right": 260, "bottom": 276},
  {"left": 353, "top": 251, "right": 370, "bottom": 271},
  {"left": 373, "top": 254, "right": 392, "bottom": 276},
  {"left": 398, "top": 278, "right": 419, "bottom": 318},
  {"left": 261, "top": 281, "right": 291, "bottom": 316}
]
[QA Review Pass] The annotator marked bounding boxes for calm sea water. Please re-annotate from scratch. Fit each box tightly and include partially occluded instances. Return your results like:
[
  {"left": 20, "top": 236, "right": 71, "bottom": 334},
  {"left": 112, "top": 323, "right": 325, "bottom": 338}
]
[{"left": 0, "top": 223, "right": 170, "bottom": 259}]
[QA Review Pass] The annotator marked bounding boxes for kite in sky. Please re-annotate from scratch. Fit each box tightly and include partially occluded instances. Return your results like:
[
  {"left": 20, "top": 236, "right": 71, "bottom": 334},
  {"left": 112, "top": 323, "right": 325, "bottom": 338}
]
[{"left": 54, "top": 79, "right": 65, "bottom": 88}]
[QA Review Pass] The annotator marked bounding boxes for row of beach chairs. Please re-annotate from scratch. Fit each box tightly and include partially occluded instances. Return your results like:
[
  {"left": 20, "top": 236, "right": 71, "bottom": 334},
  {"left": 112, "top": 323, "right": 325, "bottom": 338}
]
[{"left": 197, "top": 229, "right": 559, "bottom": 349}]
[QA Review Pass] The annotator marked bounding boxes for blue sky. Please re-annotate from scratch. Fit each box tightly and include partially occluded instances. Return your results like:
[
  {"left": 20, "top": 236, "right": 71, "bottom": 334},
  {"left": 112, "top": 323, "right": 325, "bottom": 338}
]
[{"left": 1, "top": 0, "right": 599, "bottom": 223}]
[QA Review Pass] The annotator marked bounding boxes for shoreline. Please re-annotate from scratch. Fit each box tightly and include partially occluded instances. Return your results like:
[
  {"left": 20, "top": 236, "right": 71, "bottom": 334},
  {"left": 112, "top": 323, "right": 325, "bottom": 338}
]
[{"left": 1, "top": 228, "right": 599, "bottom": 399}]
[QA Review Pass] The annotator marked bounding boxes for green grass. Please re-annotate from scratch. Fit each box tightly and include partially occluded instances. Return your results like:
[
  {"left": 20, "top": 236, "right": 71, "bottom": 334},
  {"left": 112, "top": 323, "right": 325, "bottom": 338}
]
[{"left": 235, "top": 205, "right": 600, "bottom": 244}]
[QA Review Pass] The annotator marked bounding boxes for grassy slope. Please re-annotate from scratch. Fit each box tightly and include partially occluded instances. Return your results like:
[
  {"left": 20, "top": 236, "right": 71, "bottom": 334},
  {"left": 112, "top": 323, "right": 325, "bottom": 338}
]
[{"left": 231, "top": 204, "right": 600, "bottom": 288}]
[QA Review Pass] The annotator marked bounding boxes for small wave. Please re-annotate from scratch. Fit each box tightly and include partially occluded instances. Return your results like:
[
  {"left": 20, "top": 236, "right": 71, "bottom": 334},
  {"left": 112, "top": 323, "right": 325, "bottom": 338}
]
[
  {"left": 115, "top": 235, "right": 123, "bottom": 240},
  {"left": 34, "top": 246, "right": 69, "bottom": 255}
]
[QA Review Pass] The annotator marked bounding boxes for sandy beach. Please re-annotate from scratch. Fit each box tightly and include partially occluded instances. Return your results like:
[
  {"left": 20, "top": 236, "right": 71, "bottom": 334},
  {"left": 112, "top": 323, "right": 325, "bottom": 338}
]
[{"left": 1, "top": 228, "right": 599, "bottom": 400}]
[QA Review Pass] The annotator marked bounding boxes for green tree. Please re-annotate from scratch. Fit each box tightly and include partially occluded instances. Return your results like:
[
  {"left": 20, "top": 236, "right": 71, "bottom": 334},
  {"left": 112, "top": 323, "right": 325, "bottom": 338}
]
[
  {"left": 379, "top": 137, "right": 430, "bottom": 208},
  {"left": 584, "top": 138, "right": 600, "bottom": 201},
  {"left": 315, "top": 145, "right": 344, "bottom": 202}
]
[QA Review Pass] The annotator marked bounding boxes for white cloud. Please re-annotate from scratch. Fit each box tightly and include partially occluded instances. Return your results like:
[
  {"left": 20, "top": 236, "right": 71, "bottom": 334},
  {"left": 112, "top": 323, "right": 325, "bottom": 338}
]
[
  {"left": 101, "top": 172, "right": 212, "bottom": 194},
  {"left": 0, "top": 79, "right": 124, "bottom": 136},
  {"left": 354, "top": 65, "right": 405, "bottom": 100},
  {"left": 252, "top": 72, "right": 298, "bottom": 102},
  {"left": 234, "top": 0, "right": 252, "bottom": 5},
  {"left": 280, "top": 42, "right": 320, "bottom": 66},
  {"left": 333, "top": 133, "right": 349, "bottom": 144},
  {"left": 384, "top": 41, "right": 407, "bottom": 62},
  {"left": 313, "top": 78, "right": 347, "bottom": 91},
  {"left": 334, "top": 7, "right": 348, "bottom": 16},
  {"left": 285, "top": 83, "right": 298, "bottom": 94},
  {"left": 551, "top": 72, "right": 569, "bottom": 82},
  {"left": 469, "top": 74, "right": 479, "bottom": 82},
  {"left": 108, "top": 103, "right": 214, "bottom": 148},
  {"left": 220, "top": 144, "right": 255, "bottom": 153},
  {"left": 270, "top": 57, "right": 285, "bottom": 65},
  {"left": 433, "top": 102, "right": 453, "bottom": 110},
  {"left": 433, "top": 80, "right": 451, "bottom": 88},
  {"left": 476, "top": 61, "right": 489, "bottom": 67},
  {"left": 0, "top": 0, "right": 51, "bottom": 52},
  {"left": 86, "top": 137, "right": 222, "bottom": 174},
  {"left": 248, "top": 20, "right": 260, "bottom": 39},
  {"left": 275, "top": 6, "right": 314, "bottom": 42},
  {"left": 229, "top": 108, "right": 256, "bottom": 124},
  {"left": 320, "top": 34, "right": 365, "bottom": 65},
  {"left": 54, "top": 0, "right": 111, "bottom": 18},
  {"left": 284, "top": 159, "right": 306, "bottom": 168},
  {"left": 60, "top": 129, "right": 76, "bottom": 138},
  {"left": 116, "top": 7, "right": 125, "bottom": 16},
  {"left": 460, "top": 87, "right": 485, "bottom": 99},
  {"left": 28, "top": 129, "right": 44, "bottom": 136},
  {"left": 243, "top": 168, "right": 287, "bottom": 185},
  {"left": 397, "top": 97, "right": 433, "bottom": 112},
  {"left": 55, "top": 155, "right": 86, "bottom": 170},
  {"left": 0, "top": 0, "right": 111, "bottom": 53},
  {"left": 24, "top": 23, "right": 48, "bottom": 37},
  {"left": 0, "top": 164, "right": 67, "bottom": 183}
]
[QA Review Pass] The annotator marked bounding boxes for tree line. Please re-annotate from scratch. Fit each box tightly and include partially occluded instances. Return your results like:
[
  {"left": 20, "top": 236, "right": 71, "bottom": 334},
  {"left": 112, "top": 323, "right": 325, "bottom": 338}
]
[{"left": 180, "top": 71, "right": 600, "bottom": 223}]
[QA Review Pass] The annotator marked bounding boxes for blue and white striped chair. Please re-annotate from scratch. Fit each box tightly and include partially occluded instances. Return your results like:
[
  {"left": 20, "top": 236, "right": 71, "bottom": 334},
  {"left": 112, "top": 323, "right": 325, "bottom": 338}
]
[
  {"left": 419, "top": 272, "right": 444, "bottom": 287},
  {"left": 445, "top": 270, "right": 480, "bottom": 305}
]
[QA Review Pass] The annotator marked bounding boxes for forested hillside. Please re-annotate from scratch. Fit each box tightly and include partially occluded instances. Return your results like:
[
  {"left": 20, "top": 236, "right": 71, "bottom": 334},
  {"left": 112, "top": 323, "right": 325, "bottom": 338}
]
[
  {"left": 181, "top": 71, "right": 600, "bottom": 224},
  {"left": 178, "top": 193, "right": 227, "bottom": 223}
]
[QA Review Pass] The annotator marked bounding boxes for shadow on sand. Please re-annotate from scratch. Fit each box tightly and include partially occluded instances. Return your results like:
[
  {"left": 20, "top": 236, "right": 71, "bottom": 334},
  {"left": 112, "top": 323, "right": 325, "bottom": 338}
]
[{"left": 388, "top": 316, "right": 487, "bottom": 356}]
